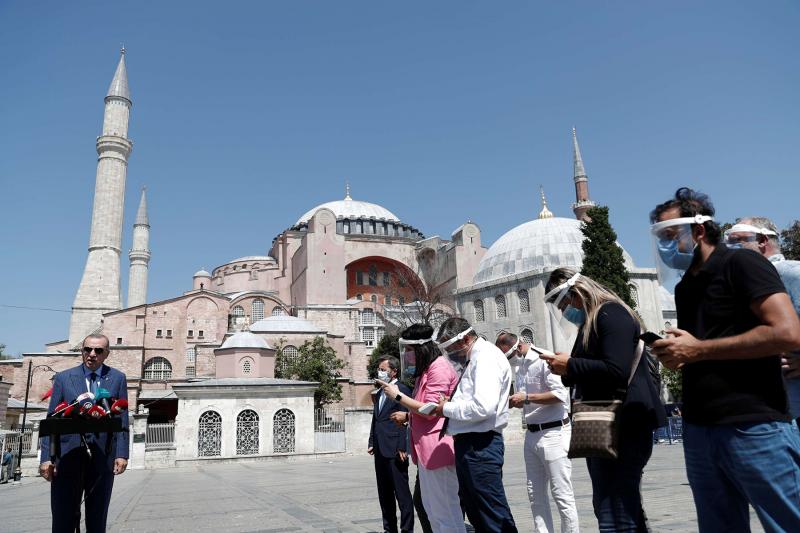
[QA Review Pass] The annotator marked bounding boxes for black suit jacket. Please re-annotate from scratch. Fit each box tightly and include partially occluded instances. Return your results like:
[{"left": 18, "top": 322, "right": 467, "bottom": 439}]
[{"left": 369, "top": 381, "right": 412, "bottom": 458}]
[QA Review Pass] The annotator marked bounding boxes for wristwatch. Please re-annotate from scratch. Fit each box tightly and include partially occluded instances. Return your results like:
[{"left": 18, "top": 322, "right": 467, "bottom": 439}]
[
  {"left": 523, "top": 395, "right": 531, "bottom": 405},
  {"left": 395, "top": 393, "right": 403, "bottom": 402}
]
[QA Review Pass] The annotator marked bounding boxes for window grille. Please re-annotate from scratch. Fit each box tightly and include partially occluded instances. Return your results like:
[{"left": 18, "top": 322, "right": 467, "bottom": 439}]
[
  {"left": 236, "top": 410, "right": 259, "bottom": 455},
  {"left": 252, "top": 299, "right": 264, "bottom": 322},
  {"left": 495, "top": 295, "right": 507, "bottom": 319},
  {"left": 520, "top": 328, "right": 534, "bottom": 345},
  {"left": 186, "top": 347, "right": 196, "bottom": 363},
  {"left": 241, "top": 357, "right": 253, "bottom": 375},
  {"left": 271, "top": 306, "right": 286, "bottom": 316},
  {"left": 144, "top": 357, "right": 172, "bottom": 380},
  {"left": 518, "top": 289, "right": 530, "bottom": 313},
  {"left": 474, "top": 300, "right": 485, "bottom": 322},
  {"left": 280, "top": 345, "right": 299, "bottom": 374},
  {"left": 273, "top": 409, "right": 295, "bottom": 453},
  {"left": 197, "top": 411, "right": 222, "bottom": 457}
]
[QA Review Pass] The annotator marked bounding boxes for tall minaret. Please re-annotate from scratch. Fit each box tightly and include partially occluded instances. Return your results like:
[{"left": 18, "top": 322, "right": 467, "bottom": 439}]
[
  {"left": 127, "top": 187, "right": 150, "bottom": 307},
  {"left": 68, "top": 48, "right": 133, "bottom": 347},
  {"left": 571, "top": 127, "right": 596, "bottom": 221}
]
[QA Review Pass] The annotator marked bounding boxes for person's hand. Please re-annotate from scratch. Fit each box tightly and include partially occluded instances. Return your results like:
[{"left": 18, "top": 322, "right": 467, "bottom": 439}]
[
  {"left": 509, "top": 392, "right": 526, "bottom": 408},
  {"left": 433, "top": 393, "right": 448, "bottom": 417},
  {"left": 398, "top": 450, "right": 407, "bottom": 462},
  {"left": 650, "top": 328, "right": 702, "bottom": 370},
  {"left": 367, "top": 446, "right": 374, "bottom": 455},
  {"left": 113, "top": 458, "right": 128, "bottom": 475},
  {"left": 376, "top": 379, "right": 400, "bottom": 401},
  {"left": 390, "top": 411, "right": 408, "bottom": 427},
  {"left": 40, "top": 461, "right": 56, "bottom": 481},
  {"left": 782, "top": 353, "right": 800, "bottom": 379},
  {"left": 539, "top": 352, "right": 570, "bottom": 376}
]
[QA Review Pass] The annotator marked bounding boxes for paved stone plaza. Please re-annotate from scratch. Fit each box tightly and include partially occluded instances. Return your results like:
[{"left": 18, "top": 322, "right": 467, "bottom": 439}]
[{"left": 1, "top": 442, "right": 763, "bottom": 532}]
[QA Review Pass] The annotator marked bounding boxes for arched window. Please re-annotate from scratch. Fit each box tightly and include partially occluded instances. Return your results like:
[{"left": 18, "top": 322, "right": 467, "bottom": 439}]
[
  {"left": 370, "top": 294, "right": 377, "bottom": 303},
  {"left": 185, "top": 347, "right": 196, "bottom": 378},
  {"left": 236, "top": 409, "right": 259, "bottom": 455},
  {"left": 518, "top": 289, "right": 530, "bottom": 313},
  {"left": 280, "top": 345, "right": 299, "bottom": 374},
  {"left": 398, "top": 296, "right": 405, "bottom": 306},
  {"left": 495, "top": 295, "right": 507, "bottom": 319},
  {"left": 356, "top": 294, "right": 363, "bottom": 301},
  {"left": 520, "top": 328, "right": 534, "bottom": 345},
  {"left": 251, "top": 299, "right": 264, "bottom": 322},
  {"left": 362, "top": 308, "right": 375, "bottom": 325},
  {"left": 369, "top": 265, "right": 378, "bottom": 286},
  {"left": 241, "top": 357, "right": 253, "bottom": 375},
  {"left": 271, "top": 306, "right": 286, "bottom": 316},
  {"left": 144, "top": 357, "right": 172, "bottom": 380},
  {"left": 474, "top": 300, "right": 485, "bottom": 322},
  {"left": 198, "top": 410, "right": 222, "bottom": 457},
  {"left": 232, "top": 305, "right": 244, "bottom": 317},
  {"left": 273, "top": 409, "right": 295, "bottom": 453}
]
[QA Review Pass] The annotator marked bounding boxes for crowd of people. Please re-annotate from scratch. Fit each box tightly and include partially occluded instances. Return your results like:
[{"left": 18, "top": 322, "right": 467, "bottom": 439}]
[{"left": 370, "top": 187, "right": 800, "bottom": 533}]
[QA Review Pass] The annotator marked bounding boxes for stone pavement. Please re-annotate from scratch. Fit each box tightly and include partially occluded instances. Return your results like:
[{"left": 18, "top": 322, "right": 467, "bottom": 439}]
[{"left": 1, "top": 443, "right": 764, "bottom": 532}]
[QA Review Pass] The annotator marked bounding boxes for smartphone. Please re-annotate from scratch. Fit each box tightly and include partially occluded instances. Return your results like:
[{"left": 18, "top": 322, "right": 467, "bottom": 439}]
[
  {"left": 639, "top": 331, "right": 663, "bottom": 345},
  {"left": 417, "top": 402, "right": 437, "bottom": 415},
  {"left": 529, "top": 345, "right": 555, "bottom": 357}
]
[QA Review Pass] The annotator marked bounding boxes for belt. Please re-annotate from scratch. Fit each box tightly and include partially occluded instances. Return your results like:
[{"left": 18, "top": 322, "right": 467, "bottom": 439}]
[{"left": 527, "top": 417, "right": 570, "bottom": 433}]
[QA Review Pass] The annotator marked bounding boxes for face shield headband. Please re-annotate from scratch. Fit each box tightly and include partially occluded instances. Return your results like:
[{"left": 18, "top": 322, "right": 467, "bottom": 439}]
[
  {"left": 649, "top": 215, "right": 714, "bottom": 238},
  {"left": 502, "top": 337, "right": 520, "bottom": 358},
  {"left": 724, "top": 223, "right": 777, "bottom": 247},
  {"left": 544, "top": 272, "right": 581, "bottom": 309},
  {"left": 433, "top": 326, "right": 474, "bottom": 354},
  {"left": 649, "top": 215, "right": 713, "bottom": 291}
]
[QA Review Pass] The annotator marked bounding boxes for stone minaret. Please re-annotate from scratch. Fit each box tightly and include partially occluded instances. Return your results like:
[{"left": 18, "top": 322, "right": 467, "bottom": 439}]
[
  {"left": 127, "top": 187, "right": 150, "bottom": 307},
  {"left": 68, "top": 49, "right": 133, "bottom": 347},
  {"left": 571, "top": 127, "right": 596, "bottom": 221}
]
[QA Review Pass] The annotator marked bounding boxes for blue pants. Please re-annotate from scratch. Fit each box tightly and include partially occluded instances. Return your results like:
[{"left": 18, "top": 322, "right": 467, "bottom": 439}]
[
  {"left": 51, "top": 445, "right": 115, "bottom": 533},
  {"left": 453, "top": 431, "right": 517, "bottom": 533},
  {"left": 684, "top": 421, "right": 800, "bottom": 533},
  {"left": 586, "top": 427, "right": 653, "bottom": 532}
]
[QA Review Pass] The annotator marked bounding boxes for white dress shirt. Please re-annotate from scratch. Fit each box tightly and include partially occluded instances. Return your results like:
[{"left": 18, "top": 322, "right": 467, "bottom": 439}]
[
  {"left": 443, "top": 337, "right": 513, "bottom": 435},
  {"left": 515, "top": 348, "right": 570, "bottom": 424}
]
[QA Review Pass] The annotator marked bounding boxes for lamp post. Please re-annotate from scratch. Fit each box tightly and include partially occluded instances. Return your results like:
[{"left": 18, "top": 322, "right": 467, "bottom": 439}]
[{"left": 13, "top": 361, "right": 55, "bottom": 482}]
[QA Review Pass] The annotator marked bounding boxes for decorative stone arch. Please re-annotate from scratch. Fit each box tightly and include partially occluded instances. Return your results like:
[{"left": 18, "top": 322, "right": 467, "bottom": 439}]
[{"left": 345, "top": 256, "right": 425, "bottom": 304}]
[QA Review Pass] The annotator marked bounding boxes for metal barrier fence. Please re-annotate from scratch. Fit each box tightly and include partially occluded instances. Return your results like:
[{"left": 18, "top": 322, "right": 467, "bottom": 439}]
[
  {"left": 654, "top": 416, "right": 683, "bottom": 444},
  {"left": 8, "top": 425, "right": 36, "bottom": 453},
  {"left": 314, "top": 407, "right": 345, "bottom": 452},
  {"left": 146, "top": 423, "right": 175, "bottom": 450}
]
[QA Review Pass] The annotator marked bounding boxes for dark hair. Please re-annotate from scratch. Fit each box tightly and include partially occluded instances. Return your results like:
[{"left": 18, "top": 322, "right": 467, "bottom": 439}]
[
  {"left": 650, "top": 187, "right": 720, "bottom": 245},
  {"left": 83, "top": 333, "right": 110, "bottom": 348},
  {"left": 495, "top": 331, "right": 518, "bottom": 351},
  {"left": 400, "top": 323, "right": 439, "bottom": 378},
  {"left": 435, "top": 317, "right": 476, "bottom": 344},
  {"left": 377, "top": 355, "right": 400, "bottom": 375}
]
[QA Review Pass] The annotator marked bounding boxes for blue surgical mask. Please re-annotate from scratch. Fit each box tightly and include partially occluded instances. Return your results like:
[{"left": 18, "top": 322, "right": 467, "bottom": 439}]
[
  {"left": 403, "top": 366, "right": 415, "bottom": 379},
  {"left": 563, "top": 305, "right": 586, "bottom": 326},
  {"left": 657, "top": 236, "right": 696, "bottom": 271},
  {"left": 376, "top": 370, "right": 390, "bottom": 381},
  {"left": 725, "top": 242, "right": 743, "bottom": 250}
]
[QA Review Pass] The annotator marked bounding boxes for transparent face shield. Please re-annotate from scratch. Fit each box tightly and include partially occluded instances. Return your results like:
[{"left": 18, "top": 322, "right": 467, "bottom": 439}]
[
  {"left": 433, "top": 326, "right": 474, "bottom": 373},
  {"left": 500, "top": 336, "right": 523, "bottom": 367},
  {"left": 723, "top": 223, "right": 776, "bottom": 250},
  {"left": 543, "top": 272, "right": 582, "bottom": 353},
  {"left": 649, "top": 215, "right": 712, "bottom": 293},
  {"left": 398, "top": 337, "right": 433, "bottom": 381}
]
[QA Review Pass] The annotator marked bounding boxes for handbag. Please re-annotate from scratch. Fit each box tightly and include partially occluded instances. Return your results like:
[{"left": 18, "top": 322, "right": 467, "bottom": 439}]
[{"left": 567, "top": 339, "right": 644, "bottom": 460}]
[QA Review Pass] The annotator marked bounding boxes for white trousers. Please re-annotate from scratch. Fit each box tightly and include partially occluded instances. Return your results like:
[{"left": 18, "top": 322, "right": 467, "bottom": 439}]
[
  {"left": 523, "top": 424, "right": 580, "bottom": 533},
  {"left": 418, "top": 463, "right": 467, "bottom": 533}
]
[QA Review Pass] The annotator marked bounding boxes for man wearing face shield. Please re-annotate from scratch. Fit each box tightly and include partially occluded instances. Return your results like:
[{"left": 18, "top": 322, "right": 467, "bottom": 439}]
[
  {"left": 725, "top": 217, "right": 800, "bottom": 422},
  {"left": 496, "top": 332, "right": 578, "bottom": 533},
  {"left": 649, "top": 188, "right": 800, "bottom": 532},
  {"left": 433, "top": 317, "right": 518, "bottom": 533}
]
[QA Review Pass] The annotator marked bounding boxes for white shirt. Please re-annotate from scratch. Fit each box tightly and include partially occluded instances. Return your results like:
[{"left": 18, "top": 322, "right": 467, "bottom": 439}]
[
  {"left": 443, "top": 337, "right": 513, "bottom": 435},
  {"left": 514, "top": 348, "right": 570, "bottom": 424}
]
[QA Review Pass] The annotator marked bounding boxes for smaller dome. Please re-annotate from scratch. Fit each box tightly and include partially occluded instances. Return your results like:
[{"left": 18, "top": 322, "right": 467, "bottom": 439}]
[
  {"left": 220, "top": 331, "right": 271, "bottom": 350},
  {"left": 250, "top": 315, "right": 325, "bottom": 333},
  {"left": 194, "top": 269, "right": 211, "bottom": 278}
]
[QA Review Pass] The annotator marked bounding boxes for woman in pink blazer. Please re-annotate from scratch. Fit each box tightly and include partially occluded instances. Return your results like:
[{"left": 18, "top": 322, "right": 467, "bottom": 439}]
[{"left": 378, "top": 324, "right": 466, "bottom": 533}]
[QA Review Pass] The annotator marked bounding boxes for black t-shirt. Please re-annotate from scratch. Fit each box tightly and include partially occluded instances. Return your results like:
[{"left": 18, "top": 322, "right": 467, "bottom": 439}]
[{"left": 675, "top": 244, "right": 790, "bottom": 424}]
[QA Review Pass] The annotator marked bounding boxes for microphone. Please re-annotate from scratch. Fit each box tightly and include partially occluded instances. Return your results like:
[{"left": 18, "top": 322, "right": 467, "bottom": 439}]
[
  {"left": 78, "top": 393, "right": 97, "bottom": 417},
  {"left": 51, "top": 401, "right": 69, "bottom": 418},
  {"left": 95, "top": 387, "right": 112, "bottom": 412},
  {"left": 109, "top": 399, "right": 129, "bottom": 416},
  {"left": 51, "top": 392, "right": 95, "bottom": 417},
  {"left": 86, "top": 405, "right": 108, "bottom": 419}
]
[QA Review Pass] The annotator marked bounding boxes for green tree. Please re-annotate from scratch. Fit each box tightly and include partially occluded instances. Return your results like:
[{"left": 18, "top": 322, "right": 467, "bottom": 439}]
[
  {"left": 661, "top": 366, "right": 682, "bottom": 401},
  {"left": 580, "top": 205, "right": 635, "bottom": 308},
  {"left": 781, "top": 220, "right": 800, "bottom": 260},
  {"left": 366, "top": 334, "right": 399, "bottom": 379},
  {"left": 276, "top": 337, "right": 346, "bottom": 408}
]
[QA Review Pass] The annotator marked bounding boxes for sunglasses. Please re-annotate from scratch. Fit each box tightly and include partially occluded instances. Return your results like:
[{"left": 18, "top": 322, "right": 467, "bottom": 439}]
[{"left": 82, "top": 347, "right": 106, "bottom": 355}]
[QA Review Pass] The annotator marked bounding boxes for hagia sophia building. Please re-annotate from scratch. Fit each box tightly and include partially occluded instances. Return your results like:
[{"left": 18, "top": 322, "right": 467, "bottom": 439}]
[{"left": 3, "top": 50, "right": 669, "bottom": 429}]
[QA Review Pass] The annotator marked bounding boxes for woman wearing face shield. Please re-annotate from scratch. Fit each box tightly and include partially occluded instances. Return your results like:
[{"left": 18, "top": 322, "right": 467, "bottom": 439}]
[
  {"left": 539, "top": 268, "right": 665, "bottom": 533},
  {"left": 377, "top": 324, "right": 466, "bottom": 533}
]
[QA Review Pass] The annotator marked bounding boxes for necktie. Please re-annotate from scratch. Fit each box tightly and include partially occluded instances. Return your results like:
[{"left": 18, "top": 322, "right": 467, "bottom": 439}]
[
  {"left": 378, "top": 389, "right": 385, "bottom": 412},
  {"left": 89, "top": 372, "right": 97, "bottom": 395},
  {"left": 439, "top": 360, "right": 471, "bottom": 438}
]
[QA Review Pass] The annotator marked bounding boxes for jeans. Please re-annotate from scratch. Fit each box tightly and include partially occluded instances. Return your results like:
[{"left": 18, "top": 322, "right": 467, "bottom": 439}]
[
  {"left": 585, "top": 427, "right": 653, "bottom": 533},
  {"left": 454, "top": 431, "right": 518, "bottom": 533},
  {"left": 683, "top": 420, "right": 800, "bottom": 533},
  {"left": 523, "top": 426, "right": 579, "bottom": 533}
]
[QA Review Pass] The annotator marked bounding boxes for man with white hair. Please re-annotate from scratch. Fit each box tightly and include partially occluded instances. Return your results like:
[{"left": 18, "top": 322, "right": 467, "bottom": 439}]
[{"left": 726, "top": 217, "right": 800, "bottom": 420}]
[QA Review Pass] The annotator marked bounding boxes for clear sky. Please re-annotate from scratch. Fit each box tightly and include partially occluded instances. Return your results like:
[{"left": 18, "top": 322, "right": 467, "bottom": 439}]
[{"left": 1, "top": 1, "right": 798, "bottom": 355}]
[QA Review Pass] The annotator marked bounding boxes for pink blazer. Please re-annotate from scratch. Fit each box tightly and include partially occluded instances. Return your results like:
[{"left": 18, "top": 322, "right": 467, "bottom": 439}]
[{"left": 410, "top": 356, "right": 459, "bottom": 469}]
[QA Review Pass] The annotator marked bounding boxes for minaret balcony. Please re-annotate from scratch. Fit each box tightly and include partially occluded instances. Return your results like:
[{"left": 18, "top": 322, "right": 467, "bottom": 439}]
[{"left": 96, "top": 135, "right": 133, "bottom": 156}]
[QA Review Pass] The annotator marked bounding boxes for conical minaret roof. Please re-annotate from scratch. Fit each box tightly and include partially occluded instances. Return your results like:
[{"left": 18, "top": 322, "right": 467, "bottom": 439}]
[
  {"left": 572, "top": 127, "right": 586, "bottom": 178},
  {"left": 134, "top": 187, "right": 148, "bottom": 226},
  {"left": 106, "top": 47, "right": 131, "bottom": 102}
]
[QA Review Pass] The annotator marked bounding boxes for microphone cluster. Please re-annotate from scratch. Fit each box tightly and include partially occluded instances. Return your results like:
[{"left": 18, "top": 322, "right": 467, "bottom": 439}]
[{"left": 50, "top": 389, "right": 129, "bottom": 420}]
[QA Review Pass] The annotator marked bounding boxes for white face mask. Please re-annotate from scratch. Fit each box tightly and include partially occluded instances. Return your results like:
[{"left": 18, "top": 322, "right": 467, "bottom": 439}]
[{"left": 377, "top": 370, "right": 390, "bottom": 381}]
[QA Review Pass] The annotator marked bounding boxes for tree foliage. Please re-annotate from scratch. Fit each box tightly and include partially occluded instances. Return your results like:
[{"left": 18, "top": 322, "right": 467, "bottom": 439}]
[
  {"left": 661, "top": 366, "right": 682, "bottom": 401},
  {"left": 580, "top": 206, "right": 635, "bottom": 308},
  {"left": 781, "top": 220, "right": 800, "bottom": 260},
  {"left": 366, "top": 334, "right": 399, "bottom": 379},
  {"left": 276, "top": 337, "right": 346, "bottom": 408}
]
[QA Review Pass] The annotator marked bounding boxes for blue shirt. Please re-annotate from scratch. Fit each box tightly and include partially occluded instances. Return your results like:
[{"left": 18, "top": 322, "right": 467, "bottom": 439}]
[
  {"left": 769, "top": 254, "right": 800, "bottom": 417},
  {"left": 82, "top": 364, "right": 105, "bottom": 394}
]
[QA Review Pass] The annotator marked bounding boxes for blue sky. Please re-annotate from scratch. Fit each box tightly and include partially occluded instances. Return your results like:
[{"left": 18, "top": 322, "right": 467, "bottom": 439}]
[{"left": 1, "top": 1, "right": 798, "bottom": 355}]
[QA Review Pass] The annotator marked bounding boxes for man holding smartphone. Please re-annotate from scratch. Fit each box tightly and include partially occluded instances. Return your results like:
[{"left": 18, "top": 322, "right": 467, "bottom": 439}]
[{"left": 497, "top": 332, "right": 579, "bottom": 533}]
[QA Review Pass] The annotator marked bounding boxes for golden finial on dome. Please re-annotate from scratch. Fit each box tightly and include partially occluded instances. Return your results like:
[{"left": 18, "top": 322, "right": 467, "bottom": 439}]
[
  {"left": 538, "top": 186, "right": 554, "bottom": 219},
  {"left": 344, "top": 181, "right": 352, "bottom": 200}
]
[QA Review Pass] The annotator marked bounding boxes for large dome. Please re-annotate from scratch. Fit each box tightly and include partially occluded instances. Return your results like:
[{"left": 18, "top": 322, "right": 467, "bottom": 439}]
[
  {"left": 473, "top": 217, "right": 635, "bottom": 285},
  {"left": 296, "top": 197, "right": 400, "bottom": 225}
]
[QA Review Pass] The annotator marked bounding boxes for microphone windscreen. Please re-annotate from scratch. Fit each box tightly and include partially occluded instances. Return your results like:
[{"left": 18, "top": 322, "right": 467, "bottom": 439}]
[
  {"left": 87, "top": 405, "right": 107, "bottom": 419},
  {"left": 52, "top": 402, "right": 69, "bottom": 416},
  {"left": 110, "top": 399, "right": 129, "bottom": 415}
]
